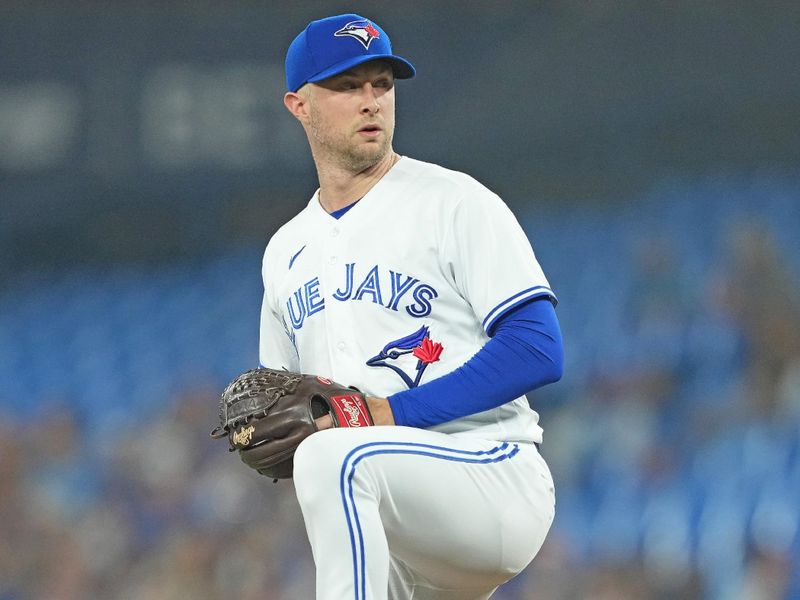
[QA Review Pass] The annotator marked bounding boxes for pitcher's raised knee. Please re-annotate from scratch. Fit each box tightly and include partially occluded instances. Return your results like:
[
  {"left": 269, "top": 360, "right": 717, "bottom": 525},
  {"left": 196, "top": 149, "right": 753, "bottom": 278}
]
[{"left": 293, "top": 428, "right": 363, "bottom": 505}]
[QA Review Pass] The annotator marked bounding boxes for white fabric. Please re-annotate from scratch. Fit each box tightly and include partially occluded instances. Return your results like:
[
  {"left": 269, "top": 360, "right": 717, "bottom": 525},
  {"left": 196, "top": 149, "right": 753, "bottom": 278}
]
[
  {"left": 293, "top": 426, "right": 555, "bottom": 600},
  {"left": 259, "top": 156, "right": 555, "bottom": 443},
  {"left": 260, "top": 156, "right": 557, "bottom": 599}
]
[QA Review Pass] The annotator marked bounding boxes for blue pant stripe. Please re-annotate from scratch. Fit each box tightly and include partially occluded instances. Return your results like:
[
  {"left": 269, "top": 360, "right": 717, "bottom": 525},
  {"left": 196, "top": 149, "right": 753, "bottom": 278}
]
[
  {"left": 337, "top": 441, "right": 509, "bottom": 599},
  {"left": 338, "top": 440, "right": 520, "bottom": 600}
]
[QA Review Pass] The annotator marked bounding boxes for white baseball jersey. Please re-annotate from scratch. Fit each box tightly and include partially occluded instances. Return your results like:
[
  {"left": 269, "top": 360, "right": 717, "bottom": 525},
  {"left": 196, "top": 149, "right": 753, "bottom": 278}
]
[{"left": 259, "top": 156, "right": 556, "bottom": 443}]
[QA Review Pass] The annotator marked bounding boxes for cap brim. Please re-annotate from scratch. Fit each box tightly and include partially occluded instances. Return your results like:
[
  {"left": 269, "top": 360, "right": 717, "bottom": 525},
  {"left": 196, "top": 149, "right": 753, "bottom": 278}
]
[{"left": 306, "top": 54, "right": 416, "bottom": 87}]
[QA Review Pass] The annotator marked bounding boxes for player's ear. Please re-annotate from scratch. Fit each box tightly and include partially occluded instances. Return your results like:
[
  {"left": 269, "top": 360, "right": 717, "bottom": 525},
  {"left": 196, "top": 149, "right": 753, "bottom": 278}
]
[{"left": 284, "top": 90, "right": 310, "bottom": 122}]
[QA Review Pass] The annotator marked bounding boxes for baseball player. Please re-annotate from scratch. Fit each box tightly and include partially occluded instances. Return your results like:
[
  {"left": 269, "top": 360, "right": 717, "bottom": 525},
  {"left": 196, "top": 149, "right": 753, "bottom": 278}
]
[{"left": 259, "top": 13, "right": 564, "bottom": 600}]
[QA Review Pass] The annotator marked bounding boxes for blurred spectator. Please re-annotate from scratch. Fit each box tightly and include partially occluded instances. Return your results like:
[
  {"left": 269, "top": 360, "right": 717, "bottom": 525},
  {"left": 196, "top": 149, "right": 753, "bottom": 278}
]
[
  {"left": 739, "top": 548, "right": 793, "bottom": 600},
  {"left": 724, "top": 222, "right": 800, "bottom": 418}
]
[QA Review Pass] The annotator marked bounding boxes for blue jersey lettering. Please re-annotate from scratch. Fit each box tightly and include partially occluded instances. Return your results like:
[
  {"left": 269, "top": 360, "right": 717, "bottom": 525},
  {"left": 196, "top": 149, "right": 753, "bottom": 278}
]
[
  {"left": 388, "top": 271, "right": 419, "bottom": 311},
  {"left": 285, "top": 263, "right": 440, "bottom": 329},
  {"left": 406, "top": 284, "right": 438, "bottom": 318},
  {"left": 354, "top": 265, "right": 384, "bottom": 305},
  {"left": 333, "top": 263, "right": 355, "bottom": 301},
  {"left": 287, "top": 289, "right": 306, "bottom": 329},
  {"left": 306, "top": 277, "right": 325, "bottom": 315}
]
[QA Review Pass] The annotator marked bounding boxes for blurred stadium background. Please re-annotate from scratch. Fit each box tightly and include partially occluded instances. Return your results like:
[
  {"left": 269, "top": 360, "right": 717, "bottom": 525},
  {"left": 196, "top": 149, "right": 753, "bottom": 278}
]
[{"left": 2, "top": 2, "right": 799, "bottom": 599}]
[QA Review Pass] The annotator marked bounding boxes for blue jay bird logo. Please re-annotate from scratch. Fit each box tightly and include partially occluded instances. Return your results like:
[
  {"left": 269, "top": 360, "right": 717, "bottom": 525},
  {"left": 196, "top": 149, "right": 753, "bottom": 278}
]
[
  {"left": 334, "top": 20, "right": 381, "bottom": 50},
  {"left": 366, "top": 325, "right": 444, "bottom": 389}
]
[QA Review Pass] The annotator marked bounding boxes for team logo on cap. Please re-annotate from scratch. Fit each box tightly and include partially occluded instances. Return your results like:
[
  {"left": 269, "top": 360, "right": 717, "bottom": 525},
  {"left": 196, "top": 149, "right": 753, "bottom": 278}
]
[{"left": 334, "top": 20, "right": 381, "bottom": 49}]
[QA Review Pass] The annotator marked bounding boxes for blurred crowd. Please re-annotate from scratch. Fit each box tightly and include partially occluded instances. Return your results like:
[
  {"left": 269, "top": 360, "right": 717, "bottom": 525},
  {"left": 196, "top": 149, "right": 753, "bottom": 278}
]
[
  {"left": 0, "top": 384, "right": 316, "bottom": 600},
  {"left": 535, "top": 220, "right": 800, "bottom": 599},
  {"left": 1, "top": 213, "right": 799, "bottom": 599}
]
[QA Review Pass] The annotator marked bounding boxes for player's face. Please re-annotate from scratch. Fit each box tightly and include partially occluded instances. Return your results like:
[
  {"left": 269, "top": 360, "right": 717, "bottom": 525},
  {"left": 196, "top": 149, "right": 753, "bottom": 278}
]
[{"left": 303, "top": 61, "right": 396, "bottom": 172}]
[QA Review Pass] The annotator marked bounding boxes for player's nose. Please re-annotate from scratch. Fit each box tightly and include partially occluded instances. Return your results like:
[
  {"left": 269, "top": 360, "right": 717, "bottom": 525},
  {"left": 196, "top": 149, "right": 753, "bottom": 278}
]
[{"left": 358, "top": 83, "right": 380, "bottom": 114}]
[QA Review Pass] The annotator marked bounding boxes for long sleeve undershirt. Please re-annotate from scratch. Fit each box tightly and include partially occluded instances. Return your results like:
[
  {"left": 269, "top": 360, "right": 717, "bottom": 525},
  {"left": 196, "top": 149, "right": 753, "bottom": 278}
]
[{"left": 387, "top": 297, "right": 563, "bottom": 428}]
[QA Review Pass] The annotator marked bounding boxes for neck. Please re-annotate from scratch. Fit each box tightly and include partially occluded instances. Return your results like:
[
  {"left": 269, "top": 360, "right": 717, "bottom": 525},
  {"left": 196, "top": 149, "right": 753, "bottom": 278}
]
[{"left": 315, "top": 151, "right": 399, "bottom": 213}]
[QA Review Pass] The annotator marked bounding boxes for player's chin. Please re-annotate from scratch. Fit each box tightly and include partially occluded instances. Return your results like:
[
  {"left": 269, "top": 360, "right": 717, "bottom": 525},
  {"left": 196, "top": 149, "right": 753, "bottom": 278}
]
[
  {"left": 352, "top": 141, "right": 386, "bottom": 159},
  {"left": 346, "top": 136, "right": 390, "bottom": 162}
]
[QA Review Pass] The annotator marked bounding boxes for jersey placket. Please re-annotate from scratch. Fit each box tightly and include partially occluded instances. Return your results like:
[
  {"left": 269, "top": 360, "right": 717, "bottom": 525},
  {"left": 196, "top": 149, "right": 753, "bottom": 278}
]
[{"left": 319, "top": 217, "right": 353, "bottom": 383}]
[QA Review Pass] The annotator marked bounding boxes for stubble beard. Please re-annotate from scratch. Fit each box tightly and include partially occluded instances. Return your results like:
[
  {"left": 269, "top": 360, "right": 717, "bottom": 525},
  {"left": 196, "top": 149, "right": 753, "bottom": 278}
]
[{"left": 307, "top": 113, "right": 394, "bottom": 174}]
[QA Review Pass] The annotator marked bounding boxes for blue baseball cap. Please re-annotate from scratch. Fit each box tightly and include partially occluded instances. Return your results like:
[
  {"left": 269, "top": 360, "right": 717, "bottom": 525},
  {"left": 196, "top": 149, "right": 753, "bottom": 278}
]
[{"left": 285, "top": 14, "right": 416, "bottom": 92}]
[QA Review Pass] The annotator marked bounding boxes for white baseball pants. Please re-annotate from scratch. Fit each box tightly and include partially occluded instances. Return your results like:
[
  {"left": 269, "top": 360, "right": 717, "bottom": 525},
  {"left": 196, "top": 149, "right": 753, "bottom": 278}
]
[{"left": 293, "top": 426, "right": 555, "bottom": 600}]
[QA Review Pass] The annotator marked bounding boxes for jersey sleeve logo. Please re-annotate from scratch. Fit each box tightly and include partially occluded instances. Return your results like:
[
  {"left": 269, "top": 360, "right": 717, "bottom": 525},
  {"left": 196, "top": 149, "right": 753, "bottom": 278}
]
[
  {"left": 334, "top": 20, "right": 381, "bottom": 49},
  {"left": 366, "top": 325, "right": 443, "bottom": 389}
]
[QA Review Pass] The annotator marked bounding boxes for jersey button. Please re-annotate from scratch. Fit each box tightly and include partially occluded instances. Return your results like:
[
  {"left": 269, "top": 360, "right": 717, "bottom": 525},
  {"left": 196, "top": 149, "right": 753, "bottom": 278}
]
[
  {"left": 330, "top": 228, "right": 339, "bottom": 237},
  {"left": 329, "top": 256, "right": 337, "bottom": 265},
  {"left": 337, "top": 341, "right": 346, "bottom": 351}
]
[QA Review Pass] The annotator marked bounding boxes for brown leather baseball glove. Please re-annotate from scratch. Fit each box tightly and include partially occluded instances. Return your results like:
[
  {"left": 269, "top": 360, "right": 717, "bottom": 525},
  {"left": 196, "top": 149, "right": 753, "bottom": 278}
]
[{"left": 210, "top": 368, "right": 374, "bottom": 479}]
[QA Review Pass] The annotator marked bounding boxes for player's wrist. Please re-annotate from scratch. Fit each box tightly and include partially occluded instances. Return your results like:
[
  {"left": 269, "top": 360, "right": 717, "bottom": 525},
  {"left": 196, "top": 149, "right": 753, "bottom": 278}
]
[{"left": 366, "top": 396, "right": 395, "bottom": 426}]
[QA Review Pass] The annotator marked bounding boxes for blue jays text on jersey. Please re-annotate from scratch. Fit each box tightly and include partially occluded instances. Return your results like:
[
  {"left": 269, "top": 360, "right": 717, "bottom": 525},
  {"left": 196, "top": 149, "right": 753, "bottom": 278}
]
[{"left": 284, "top": 262, "right": 439, "bottom": 331}]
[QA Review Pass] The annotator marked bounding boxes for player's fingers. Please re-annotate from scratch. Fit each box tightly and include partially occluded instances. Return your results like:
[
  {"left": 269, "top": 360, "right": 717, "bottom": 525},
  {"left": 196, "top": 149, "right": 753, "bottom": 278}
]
[{"left": 315, "top": 414, "right": 333, "bottom": 430}]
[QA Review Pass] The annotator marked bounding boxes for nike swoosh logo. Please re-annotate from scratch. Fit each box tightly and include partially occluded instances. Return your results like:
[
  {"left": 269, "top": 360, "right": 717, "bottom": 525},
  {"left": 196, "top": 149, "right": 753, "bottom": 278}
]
[{"left": 288, "top": 245, "right": 306, "bottom": 270}]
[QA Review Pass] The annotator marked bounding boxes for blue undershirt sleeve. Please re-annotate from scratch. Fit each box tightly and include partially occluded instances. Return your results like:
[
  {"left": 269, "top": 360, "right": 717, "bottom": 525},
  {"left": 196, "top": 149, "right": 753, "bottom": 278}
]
[{"left": 387, "top": 297, "right": 564, "bottom": 428}]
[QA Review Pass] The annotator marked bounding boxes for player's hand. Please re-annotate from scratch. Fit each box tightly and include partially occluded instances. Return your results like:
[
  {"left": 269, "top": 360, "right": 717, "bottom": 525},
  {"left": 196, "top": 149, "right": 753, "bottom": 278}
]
[
  {"left": 212, "top": 368, "right": 376, "bottom": 479},
  {"left": 314, "top": 396, "right": 394, "bottom": 430},
  {"left": 314, "top": 414, "right": 334, "bottom": 430}
]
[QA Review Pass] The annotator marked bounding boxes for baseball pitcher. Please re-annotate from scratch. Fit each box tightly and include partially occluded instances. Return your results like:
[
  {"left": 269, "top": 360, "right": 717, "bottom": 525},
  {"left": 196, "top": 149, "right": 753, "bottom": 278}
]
[{"left": 212, "top": 13, "right": 564, "bottom": 600}]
